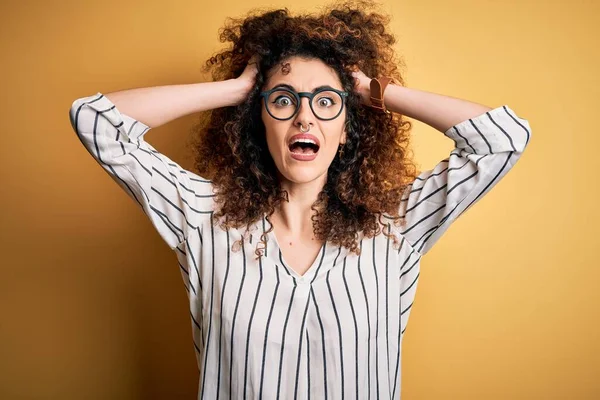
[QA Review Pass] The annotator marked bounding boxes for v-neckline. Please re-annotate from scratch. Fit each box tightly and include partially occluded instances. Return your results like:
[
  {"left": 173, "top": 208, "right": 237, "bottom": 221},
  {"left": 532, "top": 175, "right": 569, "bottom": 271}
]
[{"left": 260, "top": 215, "right": 349, "bottom": 282}]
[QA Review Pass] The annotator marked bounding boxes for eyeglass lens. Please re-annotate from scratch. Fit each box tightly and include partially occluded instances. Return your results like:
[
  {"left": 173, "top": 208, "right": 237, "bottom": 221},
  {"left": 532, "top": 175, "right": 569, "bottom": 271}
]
[{"left": 265, "top": 90, "right": 343, "bottom": 120}]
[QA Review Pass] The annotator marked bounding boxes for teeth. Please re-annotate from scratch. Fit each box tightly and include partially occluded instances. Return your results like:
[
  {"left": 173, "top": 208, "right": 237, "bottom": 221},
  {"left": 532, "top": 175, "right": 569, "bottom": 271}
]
[{"left": 290, "top": 138, "right": 318, "bottom": 146}]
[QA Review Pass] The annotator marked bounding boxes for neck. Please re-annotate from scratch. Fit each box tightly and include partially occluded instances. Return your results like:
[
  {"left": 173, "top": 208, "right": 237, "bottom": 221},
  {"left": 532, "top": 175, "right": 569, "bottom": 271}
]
[{"left": 272, "top": 172, "right": 327, "bottom": 237}]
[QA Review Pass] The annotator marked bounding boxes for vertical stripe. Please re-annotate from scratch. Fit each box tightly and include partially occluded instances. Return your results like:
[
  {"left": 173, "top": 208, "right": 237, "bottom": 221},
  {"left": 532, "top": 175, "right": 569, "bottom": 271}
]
[
  {"left": 258, "top": 266, "right": 281, "bottom": 399},
  {"left": 357, "top": 239, "right": 371, "bottom": 400},
  {"left": 199, "top": 212, "right": 216, "bottom": 400},
  {"left": 342, "top": 258, "right": 359, "bottom": 399},
  {"left": 311, "top": 288, "right": 328, "bottom": 400},
  {"left": 392, "top": 282, "right": 402, "bottom": 400},
  {"left": 229, "top": 237, "right": 248, "bottom": 396},
  {"left": 186, "top": 232, "right": 203, "bottom": 292},
  {"left": 216, "top": 229, "right": 231, "bottom": 400},
  {"left": 307, "top": 330, "right": 311, "bottom": 400},
  {"left": 385, "top": 224, "right": 391, "bottom": 398},
  {"left": 243, "top": 239, "right": 264, "bottom": 399},
  {"left": 372, "top": 236, "right": 380, "bottom": 398},
  {"left": 326, "top": 268, "right": 344, "bottom": 399},
  {"left": 293, "top": 289, "right": 312, "bottom": 400},
  {"left": 276, "top": 284, "right": 298, "bottom": 398}
]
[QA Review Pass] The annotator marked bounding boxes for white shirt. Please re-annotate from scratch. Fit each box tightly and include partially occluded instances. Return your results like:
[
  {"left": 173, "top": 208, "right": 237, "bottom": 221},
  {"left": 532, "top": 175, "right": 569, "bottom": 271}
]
[{"left": 69, "top": 92, "right": 531, "bottom": 399}]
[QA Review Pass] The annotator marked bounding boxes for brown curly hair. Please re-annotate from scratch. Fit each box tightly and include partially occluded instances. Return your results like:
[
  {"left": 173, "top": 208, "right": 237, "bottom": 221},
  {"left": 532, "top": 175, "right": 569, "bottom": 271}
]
[{"left": 190, "top": 0, "right": 419, "bottom": 260}]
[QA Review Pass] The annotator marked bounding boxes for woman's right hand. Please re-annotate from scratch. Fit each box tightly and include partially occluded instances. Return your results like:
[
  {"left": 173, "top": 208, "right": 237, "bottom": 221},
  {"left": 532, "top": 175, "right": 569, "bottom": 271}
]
[{"left": 234, "top": 55, "right": 259, "bottom": 105}]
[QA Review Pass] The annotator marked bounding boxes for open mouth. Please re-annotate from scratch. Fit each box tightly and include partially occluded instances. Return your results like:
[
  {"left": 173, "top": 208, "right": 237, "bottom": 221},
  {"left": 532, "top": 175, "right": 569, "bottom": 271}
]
[{"left": 288, "top": 141, "right": 320, "bottom": 155}]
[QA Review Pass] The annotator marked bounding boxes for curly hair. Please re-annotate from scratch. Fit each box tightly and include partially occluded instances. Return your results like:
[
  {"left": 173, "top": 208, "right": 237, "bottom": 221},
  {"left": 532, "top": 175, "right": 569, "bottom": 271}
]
[{"left": 190, "top": 0, "right": 419, "bottom": 260}]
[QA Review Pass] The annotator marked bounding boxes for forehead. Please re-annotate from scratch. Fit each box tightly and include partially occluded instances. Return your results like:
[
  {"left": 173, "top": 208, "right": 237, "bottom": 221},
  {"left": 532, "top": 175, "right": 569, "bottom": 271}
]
[{"left": 264, "top": 57, "right": 342, "bottom": 90}]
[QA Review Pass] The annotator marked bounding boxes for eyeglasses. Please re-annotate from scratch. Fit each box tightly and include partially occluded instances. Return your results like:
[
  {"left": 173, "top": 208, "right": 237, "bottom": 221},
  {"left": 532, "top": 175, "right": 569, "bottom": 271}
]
[{"left": 260, "top": 86, "right": 349, "bottom": 121}]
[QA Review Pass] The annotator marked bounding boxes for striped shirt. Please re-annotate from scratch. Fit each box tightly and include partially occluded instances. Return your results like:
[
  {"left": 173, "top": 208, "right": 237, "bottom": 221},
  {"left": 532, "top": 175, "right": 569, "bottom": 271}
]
[{"left": 69, "top": 92, "right": 531, "bottom": 399}]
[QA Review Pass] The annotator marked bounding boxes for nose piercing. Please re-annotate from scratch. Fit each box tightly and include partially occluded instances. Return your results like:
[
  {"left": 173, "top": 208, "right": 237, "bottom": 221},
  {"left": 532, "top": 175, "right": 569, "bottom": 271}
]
[{"left": 300, "top": 124, "right": 310, "bottom": 133}]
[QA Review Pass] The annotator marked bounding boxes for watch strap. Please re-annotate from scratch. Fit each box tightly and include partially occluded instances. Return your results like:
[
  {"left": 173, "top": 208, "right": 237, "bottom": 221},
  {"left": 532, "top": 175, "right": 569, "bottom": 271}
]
[{"left": 369, "top": 76, "right": 393, "bottom": 113}]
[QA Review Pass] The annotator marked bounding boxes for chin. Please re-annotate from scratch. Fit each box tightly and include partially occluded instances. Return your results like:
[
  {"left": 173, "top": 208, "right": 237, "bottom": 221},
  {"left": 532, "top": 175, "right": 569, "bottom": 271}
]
[
  {"left": 271, "top": 150, "right": 333, "bottom": 184},
  {"left": 275, "top": 161, "right": 330, "bottom": 184},
  {"left": 279, "top": 169, "right": 323, "bottom": 184}
]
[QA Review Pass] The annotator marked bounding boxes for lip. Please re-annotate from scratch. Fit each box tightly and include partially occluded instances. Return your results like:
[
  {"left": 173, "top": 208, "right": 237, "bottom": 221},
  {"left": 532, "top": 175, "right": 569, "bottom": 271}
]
[{"left": 288, "top": 146, "right": 318, "bottom": 161}]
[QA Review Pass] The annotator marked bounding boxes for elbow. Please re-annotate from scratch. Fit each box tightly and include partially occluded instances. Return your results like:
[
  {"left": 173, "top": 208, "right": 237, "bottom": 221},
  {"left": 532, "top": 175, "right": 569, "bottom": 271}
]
[{"left": 514, "top": 118, "right": 532, "bottom": 154}]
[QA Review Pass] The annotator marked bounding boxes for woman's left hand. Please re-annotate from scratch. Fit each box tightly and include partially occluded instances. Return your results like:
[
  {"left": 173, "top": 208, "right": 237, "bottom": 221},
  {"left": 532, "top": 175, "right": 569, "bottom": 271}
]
[{"left": 350, "top": 67, "right": 372, "bottom": 106}]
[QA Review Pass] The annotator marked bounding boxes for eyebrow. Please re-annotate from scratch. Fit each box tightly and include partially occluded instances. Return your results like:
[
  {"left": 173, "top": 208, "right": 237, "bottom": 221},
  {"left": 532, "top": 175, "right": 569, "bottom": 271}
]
[{"left": 270, "top": 83, "right": 339, "bottom": 92}]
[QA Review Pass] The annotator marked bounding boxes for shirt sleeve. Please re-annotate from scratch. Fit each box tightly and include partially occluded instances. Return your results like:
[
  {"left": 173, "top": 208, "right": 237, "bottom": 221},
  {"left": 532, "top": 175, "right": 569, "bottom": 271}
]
[
  {"left": 396, "top": 104, "right": 532, "bottom": 256},
  {"left": 68, "top": 92, "right": 215, "bottom": 250}
]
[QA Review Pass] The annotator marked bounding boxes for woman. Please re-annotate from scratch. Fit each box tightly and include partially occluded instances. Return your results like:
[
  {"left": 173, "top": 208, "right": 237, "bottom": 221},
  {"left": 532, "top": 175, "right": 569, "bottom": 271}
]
[{"left": 68, "top": 2, "right": 531, "bottom": 399}]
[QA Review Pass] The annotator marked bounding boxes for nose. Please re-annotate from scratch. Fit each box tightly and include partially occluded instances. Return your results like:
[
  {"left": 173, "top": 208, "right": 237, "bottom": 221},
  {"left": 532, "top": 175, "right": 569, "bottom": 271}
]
[{"left": 293, "top": 95, "right": 316, "bottom": 124}]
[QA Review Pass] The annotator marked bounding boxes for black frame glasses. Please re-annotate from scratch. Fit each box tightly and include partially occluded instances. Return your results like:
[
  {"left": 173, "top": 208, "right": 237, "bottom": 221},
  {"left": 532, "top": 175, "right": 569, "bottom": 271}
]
[{"left": 259, "top": 86, "right": 349, "bottom": 121}]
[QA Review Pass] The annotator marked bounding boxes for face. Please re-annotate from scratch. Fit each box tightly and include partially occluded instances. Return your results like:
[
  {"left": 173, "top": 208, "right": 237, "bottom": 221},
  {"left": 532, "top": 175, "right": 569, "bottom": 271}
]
[{"left": 260, "top": 56, "right": 347, "bottom": 186}]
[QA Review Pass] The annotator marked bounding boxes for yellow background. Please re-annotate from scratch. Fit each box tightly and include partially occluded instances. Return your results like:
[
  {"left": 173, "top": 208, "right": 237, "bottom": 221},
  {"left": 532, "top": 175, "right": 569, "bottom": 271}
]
[{"left": 1, "top": 0, "right": 598, "bottom": 398}]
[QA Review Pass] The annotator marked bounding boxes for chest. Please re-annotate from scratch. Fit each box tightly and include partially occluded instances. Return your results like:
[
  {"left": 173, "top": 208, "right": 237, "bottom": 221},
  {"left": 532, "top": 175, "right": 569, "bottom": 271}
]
[{"left": 277, "top": 234, "right": 324, "bottom": 277}]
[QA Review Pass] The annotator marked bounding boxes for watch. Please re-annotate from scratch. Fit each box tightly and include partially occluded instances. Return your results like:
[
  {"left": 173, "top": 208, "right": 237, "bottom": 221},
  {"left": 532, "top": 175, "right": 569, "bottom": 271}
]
[{"left": 369, "top": 76, "right": 393, "bottom": 114}]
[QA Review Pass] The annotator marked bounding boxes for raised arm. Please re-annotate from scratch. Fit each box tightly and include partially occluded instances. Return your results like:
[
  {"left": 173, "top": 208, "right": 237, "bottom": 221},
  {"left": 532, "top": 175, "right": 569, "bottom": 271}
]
[
  {"left": 68, "top": 79, "right": 250, "bottom": 250},
  {"left": 382, "top": 83, "right": 532, "bottom": 255},
  {"left": 100, "top": 78, "right": 250, "bottom": 129}
]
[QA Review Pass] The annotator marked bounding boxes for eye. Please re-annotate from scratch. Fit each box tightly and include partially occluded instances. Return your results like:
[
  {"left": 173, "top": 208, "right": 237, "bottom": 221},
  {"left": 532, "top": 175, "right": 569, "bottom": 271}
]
[
  {"left": 316, "top": 96, "right": 335, "bottom": 107},
  {"left": 272, "top": 95, "right": 295, "bottom": 107}
]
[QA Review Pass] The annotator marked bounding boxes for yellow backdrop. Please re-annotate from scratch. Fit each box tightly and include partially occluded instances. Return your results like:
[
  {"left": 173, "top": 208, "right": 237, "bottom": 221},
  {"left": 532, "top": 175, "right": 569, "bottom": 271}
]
[{"left": 1, "top": 0, "right": 597, "bottom": 398}]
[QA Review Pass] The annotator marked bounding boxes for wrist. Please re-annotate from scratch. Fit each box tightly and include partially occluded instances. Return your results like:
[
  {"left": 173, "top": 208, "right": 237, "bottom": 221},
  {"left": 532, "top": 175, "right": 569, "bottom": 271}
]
[
  {"left": 230, "top": 78, "right": 252, "bottom": 105},
  {"left": 360, "top": 79, "right": 373, "bottom": 106}
]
